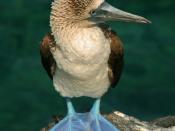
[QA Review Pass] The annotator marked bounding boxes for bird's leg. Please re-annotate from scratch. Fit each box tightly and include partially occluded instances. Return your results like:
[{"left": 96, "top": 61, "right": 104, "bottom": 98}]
[
  {"left": 50, "top": 98, "right": 87, "bottom": 131},
  {"left": 90, "top": 98, "right": 100, "bottom": 114},
  {"left": 89, "top": 99, "right": 120, "bottom": 131},
  {"left": 66, "top": 98, "right": 76, "bottom": 116}
]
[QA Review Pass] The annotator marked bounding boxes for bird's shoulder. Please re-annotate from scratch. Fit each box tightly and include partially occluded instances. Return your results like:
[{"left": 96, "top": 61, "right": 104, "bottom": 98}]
[
  {"left": 40, "top": 33, "right": 56, "bottom": 79},
  {"left": 99, "top": 24, "right": 124, "bottom": 56},
  {"left": 99, "top": 24, "right": 124, "bottom": 87}
]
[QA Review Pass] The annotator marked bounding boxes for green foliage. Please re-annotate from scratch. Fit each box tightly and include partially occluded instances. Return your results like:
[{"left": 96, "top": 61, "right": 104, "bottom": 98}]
[{"left": 0, "top": 0, "right": 175, "bottom": 130}]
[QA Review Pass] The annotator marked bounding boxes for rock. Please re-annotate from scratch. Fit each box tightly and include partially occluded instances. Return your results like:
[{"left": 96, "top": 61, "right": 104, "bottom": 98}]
[{"left": 41, "top": 111, "right": 175, "bottom": 131}]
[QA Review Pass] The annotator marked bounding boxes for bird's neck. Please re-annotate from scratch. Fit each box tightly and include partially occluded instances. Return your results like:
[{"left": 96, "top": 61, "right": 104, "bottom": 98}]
[
  {"left": 50, "top": 0, "right": 99, "bottom": 45},
  {"left": 50, "top": 15, "right": 82, "bottom": 46}
]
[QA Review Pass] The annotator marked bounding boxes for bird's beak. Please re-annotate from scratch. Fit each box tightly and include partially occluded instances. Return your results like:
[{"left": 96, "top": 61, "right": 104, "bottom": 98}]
[{"left": 90, "top": 2, "right": 151, "bottom": 24}]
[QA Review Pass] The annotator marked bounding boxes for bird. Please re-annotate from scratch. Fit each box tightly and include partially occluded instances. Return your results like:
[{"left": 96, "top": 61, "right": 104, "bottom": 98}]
[{"left": 40, "top": 0, "right": 151, "bottom": 130}]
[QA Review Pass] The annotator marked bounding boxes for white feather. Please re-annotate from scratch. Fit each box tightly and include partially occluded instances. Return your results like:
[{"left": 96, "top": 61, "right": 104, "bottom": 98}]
[{"left": 51, "top": 27, "right": 111, "bottom": 98}]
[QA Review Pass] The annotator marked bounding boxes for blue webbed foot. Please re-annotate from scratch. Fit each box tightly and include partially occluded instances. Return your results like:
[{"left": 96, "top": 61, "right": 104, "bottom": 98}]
[
  {"left": 50, "top": 99, "right": 120, "bottom": 131},
  {"left": 50, "top": 114, "right": 89, "bottom": 131},
  {"left": 50, "top": 99, "right": 88, "bottom": 131},
  {"left": 89, "top": 99, "right": 119, "bottom": 131}
]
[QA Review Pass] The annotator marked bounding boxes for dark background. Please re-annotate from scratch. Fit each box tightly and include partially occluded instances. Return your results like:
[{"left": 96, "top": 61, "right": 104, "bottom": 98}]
[{"left": 0, "top": 0, "right": 175, "bottom": 130}]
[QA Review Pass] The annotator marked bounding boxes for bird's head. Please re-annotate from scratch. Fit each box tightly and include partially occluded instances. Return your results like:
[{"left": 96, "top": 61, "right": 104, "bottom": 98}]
[{"left": 51, "top": 0, "right": 151, "bottom": 28}]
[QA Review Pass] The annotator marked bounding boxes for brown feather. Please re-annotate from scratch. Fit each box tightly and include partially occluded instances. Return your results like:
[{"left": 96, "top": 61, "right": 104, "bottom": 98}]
[
  {"left": 40, "top": 34, "right": 56, "bottom": 79},
  {"left": 99, "top": 24, "right": 124, "bottom": 87}
]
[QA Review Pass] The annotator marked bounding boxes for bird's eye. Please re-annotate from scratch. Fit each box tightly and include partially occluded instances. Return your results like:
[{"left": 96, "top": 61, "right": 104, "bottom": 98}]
[{"left": 90, "top": 10, "right": 96, "bottom": 15}]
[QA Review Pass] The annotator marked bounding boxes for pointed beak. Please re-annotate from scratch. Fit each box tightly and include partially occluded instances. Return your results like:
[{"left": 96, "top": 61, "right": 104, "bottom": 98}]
[{"left": 90, "top": 2, "right": 151, "bottom": 24}]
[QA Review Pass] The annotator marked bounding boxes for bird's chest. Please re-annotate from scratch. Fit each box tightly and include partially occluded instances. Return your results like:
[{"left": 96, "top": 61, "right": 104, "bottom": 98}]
[
  {"left": 61, "top": 28, "right": 110, "bottom": 64},
  {"left": 52, "top": 28, "right": 110, "bottom": 79}
]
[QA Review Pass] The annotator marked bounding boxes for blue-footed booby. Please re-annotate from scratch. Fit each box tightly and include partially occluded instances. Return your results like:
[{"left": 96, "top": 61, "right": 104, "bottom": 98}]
[{"left": 40, "top": 0, "right": 151, "bottom": 130}]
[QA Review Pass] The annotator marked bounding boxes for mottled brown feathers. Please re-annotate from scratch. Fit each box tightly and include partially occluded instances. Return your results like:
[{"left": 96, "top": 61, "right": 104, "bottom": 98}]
[
  {"left": 40, "top": 34, "right": 56, "bottom": 79},
  {"left": 100, "top": 24, "right": 124, "bottom": 87},
  {"left": 52, "top": 0, "right": 93, "bottom": 17},
  {"left": 68, "top": 0, "right": 93, "bottom": 15}
]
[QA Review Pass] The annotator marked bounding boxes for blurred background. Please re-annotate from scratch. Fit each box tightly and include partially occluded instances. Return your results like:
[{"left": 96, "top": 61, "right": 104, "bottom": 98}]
[{"left": 0, "top": 0, "right": 175, "bottom": 130}]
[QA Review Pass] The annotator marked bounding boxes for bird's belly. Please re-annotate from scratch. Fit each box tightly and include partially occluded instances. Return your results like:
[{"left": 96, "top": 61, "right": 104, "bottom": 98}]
[
  {"left": 53, "top": 63, "right": 110, "bottom": 98},
  {"left": 52, "top": 46, "right": 111, "bottom": 98},
  {"left": 52, "top": 27, "right": 111, "bottom": 98}
]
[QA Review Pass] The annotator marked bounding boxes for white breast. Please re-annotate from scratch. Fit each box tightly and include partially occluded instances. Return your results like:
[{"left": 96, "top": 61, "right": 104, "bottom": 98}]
[{"left": 51, "top": 27, "right": 111, "bottom": 98}]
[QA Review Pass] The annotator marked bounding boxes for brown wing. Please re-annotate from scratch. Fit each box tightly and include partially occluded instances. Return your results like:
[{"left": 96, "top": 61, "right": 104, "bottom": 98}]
[
  {"left": 100, "top": 25, "right": 124, "bottom": 87},
  {"left": 40, "top": 33, "right": 56, "bottom": 79}
]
